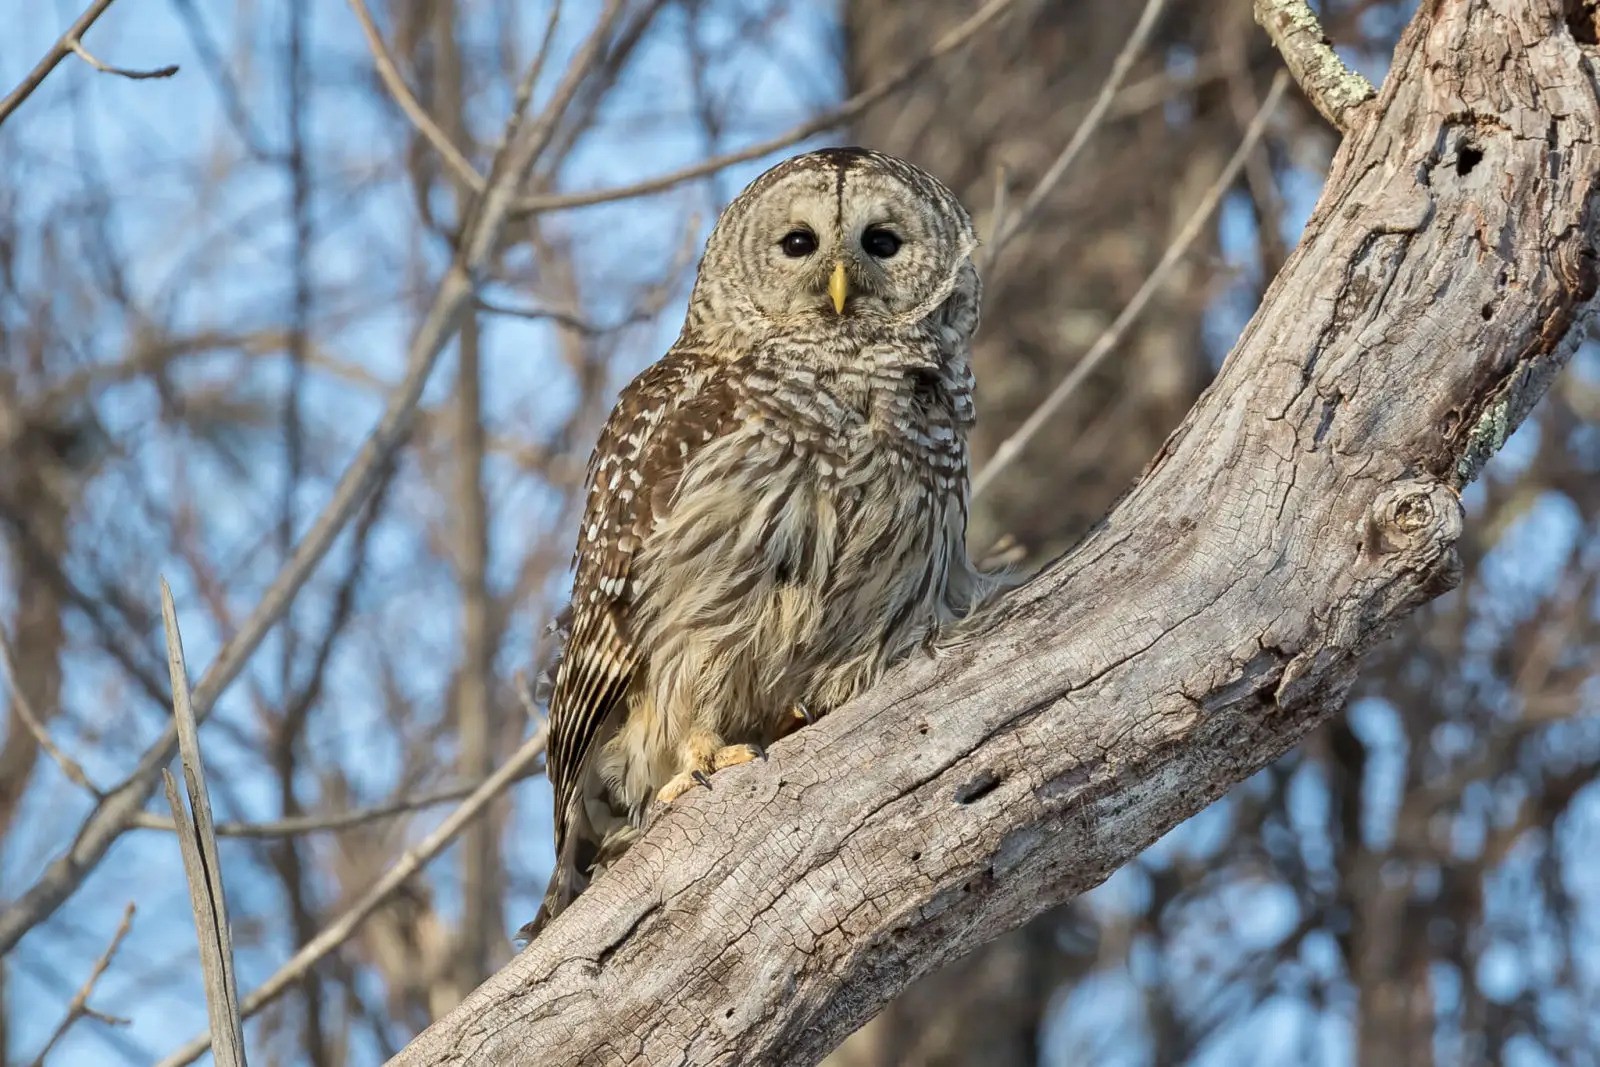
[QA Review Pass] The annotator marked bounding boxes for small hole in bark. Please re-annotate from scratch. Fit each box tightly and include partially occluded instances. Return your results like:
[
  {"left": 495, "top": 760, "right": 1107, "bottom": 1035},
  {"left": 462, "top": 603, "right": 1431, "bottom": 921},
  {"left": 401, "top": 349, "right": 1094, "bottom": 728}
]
[
  {"left": 725, "top": 1008, "right": 735, "bottom": 1019},
  {"left": 917, "top": 723, "right": 929, "bottom": 735},
  {"left": 910, "top": 851, "right": 921, "bottom": 862},
  {"left": 1566, "top": 0, "right": 1600, "bottom": 44},
  {"left": 1456, "top": 144, "right": 1483, "bottom": 176},
  {"left": 955, "top": 770, "right": 1001, "bottom": 804},
  {"left": 1480, "top": 303, "right": 1493, "bottom": 320}
]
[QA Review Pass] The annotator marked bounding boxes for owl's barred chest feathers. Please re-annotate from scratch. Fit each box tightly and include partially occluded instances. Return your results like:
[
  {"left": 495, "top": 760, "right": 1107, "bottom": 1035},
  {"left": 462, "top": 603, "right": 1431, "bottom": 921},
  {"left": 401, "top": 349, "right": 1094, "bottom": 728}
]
[{"left": 602, "top": 340, "right": 982, "bottom": 814}]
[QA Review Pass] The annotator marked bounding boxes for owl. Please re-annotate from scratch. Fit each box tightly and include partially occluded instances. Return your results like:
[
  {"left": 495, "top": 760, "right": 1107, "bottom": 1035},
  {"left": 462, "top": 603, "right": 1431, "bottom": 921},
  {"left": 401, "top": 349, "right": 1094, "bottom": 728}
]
[{"left": 525, "top": 146, "right": 998, "bottom": 938}]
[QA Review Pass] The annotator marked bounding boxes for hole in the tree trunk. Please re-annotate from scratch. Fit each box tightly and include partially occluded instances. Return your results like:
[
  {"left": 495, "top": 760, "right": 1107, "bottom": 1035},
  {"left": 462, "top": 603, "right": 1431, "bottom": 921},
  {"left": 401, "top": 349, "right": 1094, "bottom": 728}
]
[
  {"left": 954, "top": 770, "right": 1000, "bottom": 804},
  {"left": 1566, "top": 0, "right": 1600, "bottom": 44},
  {"left": 1457, "top": 144, "right": 1483, "bottom": 176}
]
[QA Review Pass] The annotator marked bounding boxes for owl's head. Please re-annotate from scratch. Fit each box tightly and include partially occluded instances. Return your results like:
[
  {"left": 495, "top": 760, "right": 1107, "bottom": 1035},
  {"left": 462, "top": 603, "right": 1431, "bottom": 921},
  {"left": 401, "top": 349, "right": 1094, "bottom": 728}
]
[{"left": 686, "top": 147, "right": 980, "bottom": 346}]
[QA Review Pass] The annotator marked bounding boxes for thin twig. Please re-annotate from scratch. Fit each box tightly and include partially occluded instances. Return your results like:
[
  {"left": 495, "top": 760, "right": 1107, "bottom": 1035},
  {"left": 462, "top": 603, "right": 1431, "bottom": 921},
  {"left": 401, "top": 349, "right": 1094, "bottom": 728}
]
[
  {"left": 474, "top": 298, "right": 607, "bottom": 335},
  {"left": 346, "top": 0, "right": 485, "bottom": 191},
  {"left": 521, "top": 0, "right": 565, "bottom": 121},
  {"left": 1253, "top": 0, "right": 1376, "bottom": 130},
  {"left": 25, "top": 901, "right": 136, "bottom": 1067},
  {"left": 160, "top": 579, "right": 247, "bottom": 1067},
  {"left": 0, "top": 0, "right": 116, "bottom": 126},
  {"left": 0, "top": 0, "right": 630, "bottom": 961},
  {"left": 481, "top": 205, "right": 702, "bottom": 336},
  {"left": 0, "top": 625, "right": 101, "bottom": 797},
  {"left": 973, "top": 72, "right": 1290, "bottom": 500},
  {"left": 983, "top": 0, "right": 1168, "bottom": 270},
  {"left": 66, "top": 38, "right": 178, "bottom": 81},
  {"left": 129, "top": 762, "right": 544, "bottom": 838},
  {"left": 512, "top": 0, "right": 1024, "bottom": 215},
  {"left": 154, "top": 721, "right": 552, "bottom": 1067}
]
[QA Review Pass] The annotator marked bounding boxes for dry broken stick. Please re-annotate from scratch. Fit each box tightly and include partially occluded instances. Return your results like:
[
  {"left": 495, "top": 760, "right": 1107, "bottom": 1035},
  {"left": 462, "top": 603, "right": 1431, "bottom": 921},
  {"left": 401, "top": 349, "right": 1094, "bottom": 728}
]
[
  {"left": 1253, "top": 0, "right": 1376, "bottom": 130},
  {"left": 24, "top": 901, "right": 135, "bottom": 1067},
  {"left": 160, "top": 579, "right": 247, "bottom": 1067},
  {"left": 155, "top": 720, "right": 551, "bottom": 1067}
]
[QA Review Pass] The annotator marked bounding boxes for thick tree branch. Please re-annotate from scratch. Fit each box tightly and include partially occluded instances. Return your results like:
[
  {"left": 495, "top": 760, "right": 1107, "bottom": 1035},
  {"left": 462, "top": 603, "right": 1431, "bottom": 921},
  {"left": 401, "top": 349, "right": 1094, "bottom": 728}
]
[
  {"left": 396, "top": 0, "right": 1599, "bottom": 1062},
  {"left": 1253, "top": 0, "right": 1377, "bottom": 130}
]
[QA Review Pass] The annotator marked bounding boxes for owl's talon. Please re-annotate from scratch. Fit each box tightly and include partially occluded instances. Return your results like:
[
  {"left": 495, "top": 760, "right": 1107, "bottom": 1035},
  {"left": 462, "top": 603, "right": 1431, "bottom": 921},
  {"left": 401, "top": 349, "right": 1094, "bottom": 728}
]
[
  {"left": 656, "top": 772, "right": 701, "bottom": 806},
  {"left": 794, "top": 704, "right": 814, "bottom": 725},
  {"left": 712, "top": 743, "right": 764, "bottom": 770},
  {"left": 655, "top": 742, "right": 765, "bottom": 807}
]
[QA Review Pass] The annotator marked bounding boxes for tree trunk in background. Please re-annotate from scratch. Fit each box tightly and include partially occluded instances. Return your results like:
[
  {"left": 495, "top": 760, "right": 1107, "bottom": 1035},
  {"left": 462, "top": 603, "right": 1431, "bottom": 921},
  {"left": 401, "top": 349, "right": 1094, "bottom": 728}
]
[
  {"left": 0, "top": 409, "right": 86, "bottom": 1065},
  {"left": 838, "top": 1, "right": 1275, "bottom": 1061}
]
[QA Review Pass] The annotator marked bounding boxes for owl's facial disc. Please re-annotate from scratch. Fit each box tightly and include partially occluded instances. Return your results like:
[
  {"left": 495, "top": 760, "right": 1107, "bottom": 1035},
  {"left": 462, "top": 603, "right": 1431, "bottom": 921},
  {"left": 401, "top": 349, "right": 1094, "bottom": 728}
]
[{"left": 697, "top": 148, "right": 977, "bottom": 335}]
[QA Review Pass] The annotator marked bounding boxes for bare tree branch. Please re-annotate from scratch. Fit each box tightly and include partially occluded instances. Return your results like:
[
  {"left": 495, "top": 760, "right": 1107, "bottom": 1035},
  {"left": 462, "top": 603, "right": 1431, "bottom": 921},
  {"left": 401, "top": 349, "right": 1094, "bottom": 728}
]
[
  {"left": 974, "top": 72, "right": 1288, "bottom": 499},
  {"left": 24, "top": 901, "right": 135, "bottom": 1067},
  {"left": 512, "top": 0, "right": 1024, "bottom": 215},
  {"left": 0, "top": 0, "right": 176, "bottom": 127},
  {"left": 391, "top": 0, "right": 1600, "bottom": 1061},
  {"left": 0, "top": 625, "right": 101, "bottom": 798},
  {"left": 0, "top": 0, "right": 637, "bottom": 961},
  {"left": 982, "top": 0, "right": 1168, "bottom": 269},
  {"left": 65, "top": 38, "right": 178, "bottom": 82},
  {"left": 128, "top": 765, "right": 544, "bottom": 838},
  {"left": 347, "top": 0, "right": 485, "bottom": 192},
  {"left": 1253, "top": 0, "right": 1377, "bottom": 130}
]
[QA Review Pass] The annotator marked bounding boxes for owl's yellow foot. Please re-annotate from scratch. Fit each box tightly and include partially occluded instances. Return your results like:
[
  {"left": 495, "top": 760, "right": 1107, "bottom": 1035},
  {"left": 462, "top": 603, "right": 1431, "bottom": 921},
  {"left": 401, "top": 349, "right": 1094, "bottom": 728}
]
[
  {"left": 655, "top": 743, "right": 766, "bottom": 806},
  {"left": 774, "top": 704, "right": 815, "bottom": 739},
  {"left": 713, "top": 742, "right": 764, "bottom": 770}
]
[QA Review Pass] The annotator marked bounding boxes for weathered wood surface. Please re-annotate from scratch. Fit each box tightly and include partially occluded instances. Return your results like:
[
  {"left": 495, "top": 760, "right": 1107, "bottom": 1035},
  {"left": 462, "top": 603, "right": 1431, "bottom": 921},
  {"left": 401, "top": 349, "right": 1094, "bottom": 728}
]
[{"left": 394, "top": 0, "right": 1599, "bottom": 1062}]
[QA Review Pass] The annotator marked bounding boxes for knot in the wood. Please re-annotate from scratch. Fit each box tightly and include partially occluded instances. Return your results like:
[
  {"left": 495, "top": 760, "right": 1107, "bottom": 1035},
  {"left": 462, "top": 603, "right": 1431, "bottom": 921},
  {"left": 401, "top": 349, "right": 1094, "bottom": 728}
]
[{"left": 1362, "top": 479, "right": 1464, "bottom": 563}]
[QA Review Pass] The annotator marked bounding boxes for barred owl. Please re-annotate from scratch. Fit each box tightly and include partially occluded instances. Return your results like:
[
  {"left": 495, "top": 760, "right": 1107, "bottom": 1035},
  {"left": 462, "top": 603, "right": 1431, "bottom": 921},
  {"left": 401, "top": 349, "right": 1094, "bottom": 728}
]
[{"left": 526, "top": 146, "right": 998, "bottom": 938}]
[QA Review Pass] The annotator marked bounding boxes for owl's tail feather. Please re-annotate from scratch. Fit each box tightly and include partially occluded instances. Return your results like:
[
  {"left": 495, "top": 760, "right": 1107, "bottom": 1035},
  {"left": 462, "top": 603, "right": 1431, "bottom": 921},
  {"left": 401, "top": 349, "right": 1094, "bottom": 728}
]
[
  {"left": 516, "top": 800, "right": 641, "bottom": 945},
  {"left": 517, "top": 872, "right": 575, "bottom": 946},
  {"left": 515, "top": 829, "right": 591, "bottom": 946}
]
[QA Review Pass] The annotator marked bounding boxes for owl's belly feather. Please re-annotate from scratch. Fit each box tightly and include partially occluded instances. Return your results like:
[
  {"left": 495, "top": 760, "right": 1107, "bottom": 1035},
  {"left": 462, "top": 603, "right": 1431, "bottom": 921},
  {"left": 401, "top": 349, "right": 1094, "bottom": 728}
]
[{"left": 597, "top": 427, "right": 962, "bottom": 818}]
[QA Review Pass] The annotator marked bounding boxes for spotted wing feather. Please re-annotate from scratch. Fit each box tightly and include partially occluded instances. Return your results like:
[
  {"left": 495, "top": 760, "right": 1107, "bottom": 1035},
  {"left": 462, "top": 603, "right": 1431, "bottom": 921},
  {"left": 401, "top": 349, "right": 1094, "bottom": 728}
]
[{"left": 545, "top": 350, "right": 736, "bottom": 858}]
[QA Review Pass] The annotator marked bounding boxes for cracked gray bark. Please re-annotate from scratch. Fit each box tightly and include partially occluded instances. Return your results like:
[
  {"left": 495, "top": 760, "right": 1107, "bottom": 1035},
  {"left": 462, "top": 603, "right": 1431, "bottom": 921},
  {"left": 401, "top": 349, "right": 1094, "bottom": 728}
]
[
  {"left": 828, "top": 0, "right": 1265, "bottom": 1058},
  {"left": 393, "top": 0, "right": 1600, "bottom": 1062}
]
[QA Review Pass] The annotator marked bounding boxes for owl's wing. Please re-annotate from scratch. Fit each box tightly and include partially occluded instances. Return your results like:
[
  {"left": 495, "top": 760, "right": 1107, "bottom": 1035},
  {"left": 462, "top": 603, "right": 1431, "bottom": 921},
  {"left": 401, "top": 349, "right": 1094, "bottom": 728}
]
[{"left": 545, "top": 351, "right": 736, "bottom": 857}]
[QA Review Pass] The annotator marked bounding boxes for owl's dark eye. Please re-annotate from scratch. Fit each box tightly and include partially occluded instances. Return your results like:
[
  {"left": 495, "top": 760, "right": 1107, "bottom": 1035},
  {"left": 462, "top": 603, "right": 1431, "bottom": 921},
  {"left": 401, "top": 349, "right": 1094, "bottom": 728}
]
[
  {"left": 780, "top": 229, "right": 817, "bottom": 258},
  {"left": 861, "top": 227, "right": 901, "bottom": 259}
]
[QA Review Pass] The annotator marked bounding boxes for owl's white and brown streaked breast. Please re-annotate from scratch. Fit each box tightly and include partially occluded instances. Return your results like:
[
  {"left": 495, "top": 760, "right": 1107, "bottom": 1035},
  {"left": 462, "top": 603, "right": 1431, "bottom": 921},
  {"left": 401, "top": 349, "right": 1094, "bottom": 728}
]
[{"left": 547, "top": 324, "right": 988, "bottom": 839}]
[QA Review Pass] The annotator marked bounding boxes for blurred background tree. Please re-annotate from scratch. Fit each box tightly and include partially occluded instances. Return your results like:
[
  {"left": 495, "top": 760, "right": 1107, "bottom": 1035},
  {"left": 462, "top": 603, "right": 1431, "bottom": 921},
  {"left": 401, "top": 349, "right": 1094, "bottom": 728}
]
[{"left": 0, "top": 1, "right": 1595, "bottom": 1065}]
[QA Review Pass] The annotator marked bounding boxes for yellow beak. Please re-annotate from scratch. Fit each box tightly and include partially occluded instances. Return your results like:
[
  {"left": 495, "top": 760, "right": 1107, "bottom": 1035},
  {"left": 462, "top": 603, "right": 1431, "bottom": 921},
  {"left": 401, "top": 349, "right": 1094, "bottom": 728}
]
[{"left": 828, "top": 261, "right": 849, "bottom": 315}]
